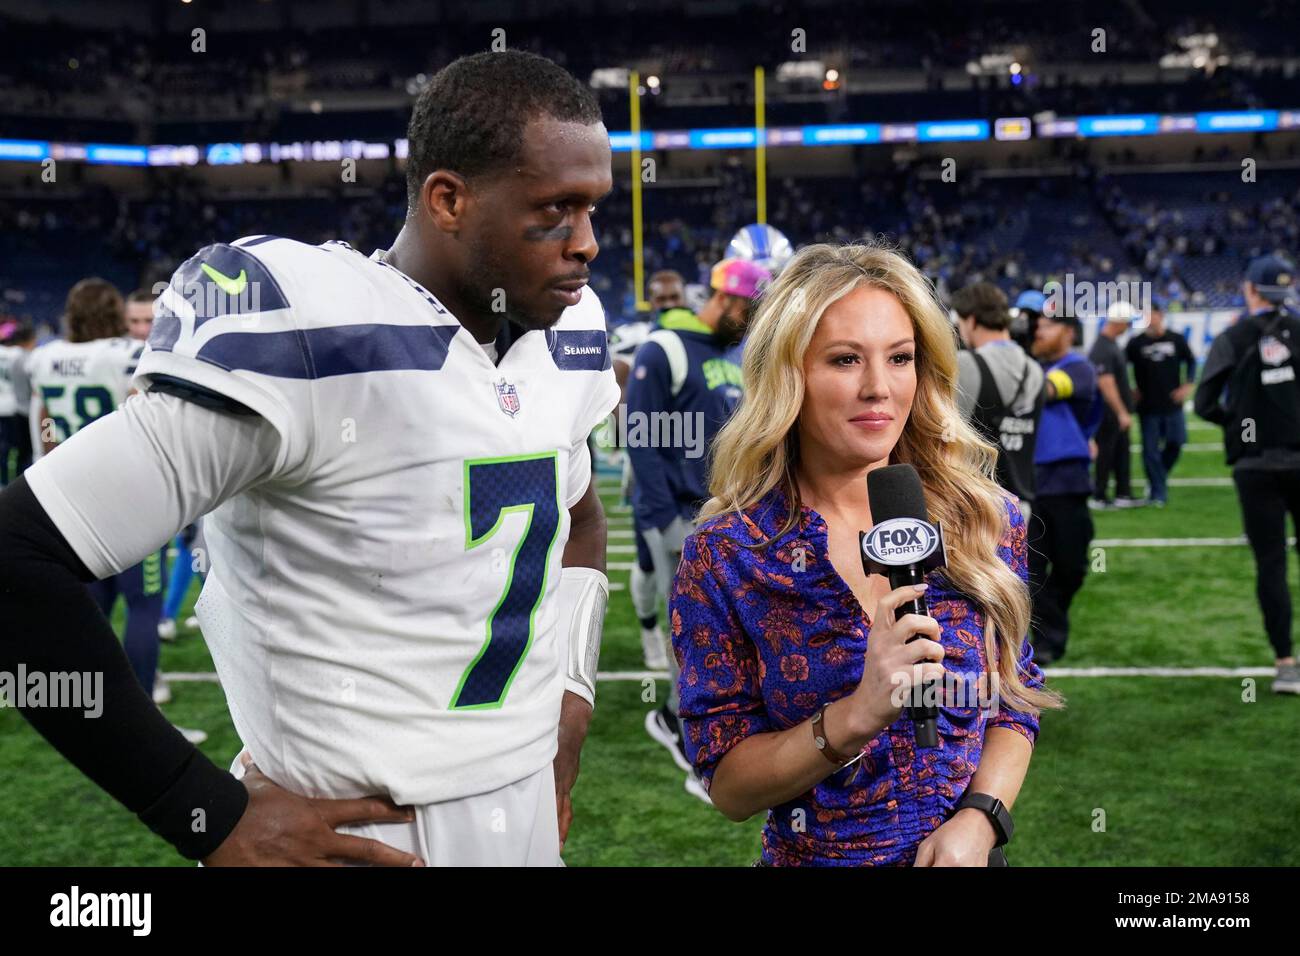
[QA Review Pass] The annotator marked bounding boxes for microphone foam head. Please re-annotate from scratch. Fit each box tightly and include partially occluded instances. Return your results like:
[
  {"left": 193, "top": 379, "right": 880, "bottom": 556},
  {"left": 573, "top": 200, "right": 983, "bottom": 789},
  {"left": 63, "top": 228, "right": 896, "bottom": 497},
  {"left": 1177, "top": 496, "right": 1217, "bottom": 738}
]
[{"left": 867, "top": 464, "right": 929, "bottom": 522}]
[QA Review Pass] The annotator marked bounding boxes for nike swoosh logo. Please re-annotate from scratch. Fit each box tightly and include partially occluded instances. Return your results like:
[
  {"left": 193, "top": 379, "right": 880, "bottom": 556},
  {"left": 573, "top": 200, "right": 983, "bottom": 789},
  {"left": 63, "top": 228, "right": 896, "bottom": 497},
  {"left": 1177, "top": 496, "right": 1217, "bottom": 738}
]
[{"left": 200, "top": 263, "right": 248, "bottom": 296}]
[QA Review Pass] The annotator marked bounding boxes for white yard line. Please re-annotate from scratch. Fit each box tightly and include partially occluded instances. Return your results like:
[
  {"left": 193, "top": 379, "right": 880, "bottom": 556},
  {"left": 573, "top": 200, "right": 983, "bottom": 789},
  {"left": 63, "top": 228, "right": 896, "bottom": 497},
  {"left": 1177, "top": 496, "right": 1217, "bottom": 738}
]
[
  {"left": 160, "top": 665, "right": 1277, "bottom": 684},
  {"left": 1093, "top": 536, "right": 1294, "bottom": 547},
  {"left": 1134, "top": 477, "right": 1232, "bottom": 487},
  {"left": 1132, "top": 442, "right": 1221, "bottom": 452},
  {"left": 1044, "top": 666, "right": 1275, "bottom": 677}
]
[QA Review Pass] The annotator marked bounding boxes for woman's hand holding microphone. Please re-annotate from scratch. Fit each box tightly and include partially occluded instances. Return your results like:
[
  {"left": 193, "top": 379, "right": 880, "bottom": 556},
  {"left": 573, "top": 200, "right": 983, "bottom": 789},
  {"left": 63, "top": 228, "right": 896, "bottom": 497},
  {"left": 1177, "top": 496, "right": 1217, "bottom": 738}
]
[{"left": 824, "top": 583, "right": 946, "bottom": 755}]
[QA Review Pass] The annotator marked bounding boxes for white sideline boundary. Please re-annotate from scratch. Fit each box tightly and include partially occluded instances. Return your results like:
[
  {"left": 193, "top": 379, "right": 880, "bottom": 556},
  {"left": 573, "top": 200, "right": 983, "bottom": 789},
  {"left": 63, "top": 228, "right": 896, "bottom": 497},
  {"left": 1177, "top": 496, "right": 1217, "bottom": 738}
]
[
  {"left": 160, "top": 665, "right": 1276, "bottom": 684},
  {"left": 1133, "top": 443, "right": 1221, "bottom": 452},
  {"left": 1094, "top": 536, "right": 1296, "bottom": 547},
  {"left": 1134, "top": 477, "right": 1231, "bottom": 487}
]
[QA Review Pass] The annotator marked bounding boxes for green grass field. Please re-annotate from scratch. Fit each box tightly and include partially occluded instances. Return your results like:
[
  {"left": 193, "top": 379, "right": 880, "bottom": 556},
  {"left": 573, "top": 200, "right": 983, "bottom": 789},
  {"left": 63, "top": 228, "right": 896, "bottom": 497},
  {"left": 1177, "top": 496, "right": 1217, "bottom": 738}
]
[{"left": 3, "top": 412, "right": 1297, "bottom": 866}]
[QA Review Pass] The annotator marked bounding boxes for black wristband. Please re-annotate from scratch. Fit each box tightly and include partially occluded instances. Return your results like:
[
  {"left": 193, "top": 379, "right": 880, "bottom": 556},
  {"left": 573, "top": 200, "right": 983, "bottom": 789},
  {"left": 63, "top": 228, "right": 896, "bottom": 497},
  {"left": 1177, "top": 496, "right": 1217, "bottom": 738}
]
[
  {"left": 956, "top": 791, "right": 1014, "bottom": 847},
  {"left": 137, "top": 750, "right": 250, "bottom": 861}
]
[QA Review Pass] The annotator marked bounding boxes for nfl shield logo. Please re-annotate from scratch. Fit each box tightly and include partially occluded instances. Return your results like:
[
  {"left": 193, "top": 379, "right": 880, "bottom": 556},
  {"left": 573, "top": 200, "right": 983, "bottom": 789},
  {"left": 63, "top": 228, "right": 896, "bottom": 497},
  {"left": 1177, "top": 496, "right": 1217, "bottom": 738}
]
[
  {"left": 495, "top": 379, "right": 521, "bottom": 417},
  {"left": 1260, "top": 335, "right": 1291, "bottom": 367}
]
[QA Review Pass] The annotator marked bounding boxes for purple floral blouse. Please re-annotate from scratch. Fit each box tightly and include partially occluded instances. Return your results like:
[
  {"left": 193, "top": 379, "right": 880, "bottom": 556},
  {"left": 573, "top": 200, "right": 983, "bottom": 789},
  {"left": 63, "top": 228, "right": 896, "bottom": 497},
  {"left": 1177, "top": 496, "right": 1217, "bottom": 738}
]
[{"left": 670, "top": 485, "right": 1045, "bottom": 866}]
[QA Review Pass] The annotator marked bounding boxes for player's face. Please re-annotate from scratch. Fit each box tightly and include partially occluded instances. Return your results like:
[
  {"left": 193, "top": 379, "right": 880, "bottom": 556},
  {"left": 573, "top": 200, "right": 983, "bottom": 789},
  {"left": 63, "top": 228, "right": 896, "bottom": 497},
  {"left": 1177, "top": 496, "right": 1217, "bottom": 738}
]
[
  {"left": 713, "top": 293, "right": 751, "bottom": 346},
  {"left": 125, "top": 301, "right": 153, "bottom": 341},
  {"left": 468, "top": 116, "right": 612, "bottom": 330},
  {"left": 649, "top": 278, "right": 685, "bottom": 312},
  {"left": 799, "top": 286, "right": 916, "bottom": 470},
  {"left": 1032, "top": 318, "right": 1070, "bottom": 358}
]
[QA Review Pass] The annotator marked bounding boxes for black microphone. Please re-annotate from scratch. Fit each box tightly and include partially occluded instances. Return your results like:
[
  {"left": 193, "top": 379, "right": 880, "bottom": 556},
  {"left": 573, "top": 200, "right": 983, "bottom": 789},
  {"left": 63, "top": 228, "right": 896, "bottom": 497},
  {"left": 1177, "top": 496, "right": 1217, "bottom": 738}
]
[{"left": 861, "top": 464, "right": 948, "bottom": 748}]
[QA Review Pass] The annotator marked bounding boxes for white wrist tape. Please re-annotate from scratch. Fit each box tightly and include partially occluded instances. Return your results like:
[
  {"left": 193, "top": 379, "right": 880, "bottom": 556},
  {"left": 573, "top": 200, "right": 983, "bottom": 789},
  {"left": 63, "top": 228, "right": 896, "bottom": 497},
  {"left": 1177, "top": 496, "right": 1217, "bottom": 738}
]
[{"left": 559, "top": 566, "right": 609, "bottom": 706}]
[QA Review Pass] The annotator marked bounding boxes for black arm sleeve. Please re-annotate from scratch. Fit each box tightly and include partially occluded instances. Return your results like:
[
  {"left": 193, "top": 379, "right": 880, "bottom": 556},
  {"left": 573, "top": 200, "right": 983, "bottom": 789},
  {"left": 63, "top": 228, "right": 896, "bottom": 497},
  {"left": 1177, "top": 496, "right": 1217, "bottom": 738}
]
[{"left": 0, "top": 476, "right": 248, "bottom": 860}]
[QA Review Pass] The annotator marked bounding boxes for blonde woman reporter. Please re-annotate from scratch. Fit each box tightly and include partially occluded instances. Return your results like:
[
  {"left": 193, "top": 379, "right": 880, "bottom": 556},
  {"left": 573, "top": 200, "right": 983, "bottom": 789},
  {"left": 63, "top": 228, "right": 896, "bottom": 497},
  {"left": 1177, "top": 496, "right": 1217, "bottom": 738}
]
[{"left": 670, "top": 242, "right": 1063, "bottom": 866}]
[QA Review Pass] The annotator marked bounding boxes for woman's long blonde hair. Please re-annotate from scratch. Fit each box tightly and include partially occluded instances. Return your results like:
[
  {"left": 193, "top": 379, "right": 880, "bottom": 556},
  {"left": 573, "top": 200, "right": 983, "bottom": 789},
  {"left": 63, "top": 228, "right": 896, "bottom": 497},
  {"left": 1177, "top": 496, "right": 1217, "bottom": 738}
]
[{"left": 699, "top": 240, "right": 1063, "bottom": 718}]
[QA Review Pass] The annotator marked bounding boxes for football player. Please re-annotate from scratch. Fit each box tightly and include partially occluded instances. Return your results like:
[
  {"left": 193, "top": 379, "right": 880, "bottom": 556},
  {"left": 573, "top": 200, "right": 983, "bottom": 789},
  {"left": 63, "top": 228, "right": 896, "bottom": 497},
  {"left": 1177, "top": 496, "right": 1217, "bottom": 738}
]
[
  {"left": 125, "top": 288, "right": 157, "bottom": 342},
  {"left": 0, "top": 318, "right": 37, "bottom": 485},
  {"left": 723, "top": 223, "right": 793, "bottom": 366},
  {"left": 25, "top": 279, "right": 202, "bottom": 740},
  {"left": 609, "top": 270, "right": 687, "bottom": 670},
  {"left": 628, "top": 257, "right": 770, "bottom": 802},
  {"left": 0, "top": 50, "right": 617, "bottom": 867}
]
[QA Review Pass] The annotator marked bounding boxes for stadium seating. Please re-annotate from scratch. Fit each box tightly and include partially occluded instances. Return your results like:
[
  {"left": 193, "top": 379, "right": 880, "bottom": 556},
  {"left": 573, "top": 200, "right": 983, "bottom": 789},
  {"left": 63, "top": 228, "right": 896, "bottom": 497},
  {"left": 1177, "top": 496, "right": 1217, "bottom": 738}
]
[{"left": 4, "top": 164, "right": 1295, "bottom": 332}]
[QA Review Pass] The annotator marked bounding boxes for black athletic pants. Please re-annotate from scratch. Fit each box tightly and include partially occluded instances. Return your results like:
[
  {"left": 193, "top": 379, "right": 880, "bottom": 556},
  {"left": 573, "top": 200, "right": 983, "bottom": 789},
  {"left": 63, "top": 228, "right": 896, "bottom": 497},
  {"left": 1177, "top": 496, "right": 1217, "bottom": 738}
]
[
  {"left": 0, "top": 414, "right": 32, "bottom": 484},
  {"left": 1027, "top": 493, "right": 1094, "bottom": 662},
  {"left": 1233, "top": 468, "right": 1300, "bottom": 660},
  {"left": 1093, "top": 412, "right": 1133, "bottom": 501}
]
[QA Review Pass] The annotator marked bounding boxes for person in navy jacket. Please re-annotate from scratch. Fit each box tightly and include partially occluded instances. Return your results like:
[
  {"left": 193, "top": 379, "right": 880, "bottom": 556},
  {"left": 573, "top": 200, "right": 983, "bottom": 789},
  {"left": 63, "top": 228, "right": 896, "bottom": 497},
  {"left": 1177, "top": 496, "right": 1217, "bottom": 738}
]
[
  {"left": 628, "top": 257, "right": 770, "bottom": 797},
  {"left": 1028, "top": 310, "right": 1102, "bottom": 665}
]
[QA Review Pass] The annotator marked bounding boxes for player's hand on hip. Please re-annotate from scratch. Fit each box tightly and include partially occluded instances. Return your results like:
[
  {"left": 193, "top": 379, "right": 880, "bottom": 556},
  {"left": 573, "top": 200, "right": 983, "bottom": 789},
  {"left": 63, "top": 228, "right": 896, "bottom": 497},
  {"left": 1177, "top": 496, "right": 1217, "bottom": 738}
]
[
  {"left": 554, "top": 690, "right": 593, "bottom": 853},
  {"left": 848, "top": 582, "right": 945, "bottom": 739},
  {"left": 202, "top": 755, "right": 424, "bottom": 867}
]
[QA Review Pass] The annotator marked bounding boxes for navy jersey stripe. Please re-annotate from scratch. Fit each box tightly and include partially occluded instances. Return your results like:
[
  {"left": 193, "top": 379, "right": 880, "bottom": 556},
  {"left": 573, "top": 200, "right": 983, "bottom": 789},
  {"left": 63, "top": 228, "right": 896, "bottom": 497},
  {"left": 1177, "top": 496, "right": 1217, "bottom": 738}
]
[
  {"left": 179, "top": 323, "right": 460, "bottom": 379},
  {"left": 149, "top": 301, "right": 183, "bottom": 351}
]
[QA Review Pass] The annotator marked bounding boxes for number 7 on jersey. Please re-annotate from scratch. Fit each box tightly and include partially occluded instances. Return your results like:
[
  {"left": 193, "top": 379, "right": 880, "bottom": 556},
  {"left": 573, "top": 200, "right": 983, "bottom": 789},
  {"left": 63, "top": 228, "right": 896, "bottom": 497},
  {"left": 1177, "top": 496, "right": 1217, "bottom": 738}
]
[{"left": 450, "top": 452, "right": 561, "bottom": 709}]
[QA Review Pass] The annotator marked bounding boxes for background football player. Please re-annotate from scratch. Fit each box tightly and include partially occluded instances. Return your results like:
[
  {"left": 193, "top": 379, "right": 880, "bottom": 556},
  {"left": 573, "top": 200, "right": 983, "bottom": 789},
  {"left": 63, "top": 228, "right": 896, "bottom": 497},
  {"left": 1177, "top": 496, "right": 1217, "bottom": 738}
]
[
  {"left": 609, "top": 269, "right": 688, "bottom": 670},
  {"left": 24, "top": 278, "right": 203, "bottom": 741},
  {"left": 0, "top": 318, "right": 37, "bottom": 486},
  {"left": 627, "top": 257, "right": 769, "bottom": 802}
]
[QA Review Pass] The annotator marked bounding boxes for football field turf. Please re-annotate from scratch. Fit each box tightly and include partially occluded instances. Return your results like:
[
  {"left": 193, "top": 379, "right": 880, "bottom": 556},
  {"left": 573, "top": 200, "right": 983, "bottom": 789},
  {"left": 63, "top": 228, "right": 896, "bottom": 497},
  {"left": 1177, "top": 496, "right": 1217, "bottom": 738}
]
[{"left": 2, "top": 413, "right": 1297, "bottom": 866}]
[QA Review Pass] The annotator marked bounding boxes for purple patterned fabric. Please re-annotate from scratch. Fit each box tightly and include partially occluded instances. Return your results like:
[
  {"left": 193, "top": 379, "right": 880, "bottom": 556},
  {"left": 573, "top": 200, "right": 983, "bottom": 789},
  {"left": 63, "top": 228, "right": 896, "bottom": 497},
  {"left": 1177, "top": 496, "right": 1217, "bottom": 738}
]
[{"left": 670, "top": 485, "right": 1045, "bottom": 866}]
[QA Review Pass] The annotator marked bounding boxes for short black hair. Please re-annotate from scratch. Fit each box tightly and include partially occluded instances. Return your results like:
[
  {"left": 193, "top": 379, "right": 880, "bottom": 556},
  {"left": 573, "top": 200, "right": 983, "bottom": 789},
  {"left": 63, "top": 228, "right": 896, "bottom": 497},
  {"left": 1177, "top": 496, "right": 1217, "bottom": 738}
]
[
  {"left": 950, "top": 281, "right": 1010, "bottom": 331},
  {"left": 405, "top": 50, "right": 603, "bottom": 210}
]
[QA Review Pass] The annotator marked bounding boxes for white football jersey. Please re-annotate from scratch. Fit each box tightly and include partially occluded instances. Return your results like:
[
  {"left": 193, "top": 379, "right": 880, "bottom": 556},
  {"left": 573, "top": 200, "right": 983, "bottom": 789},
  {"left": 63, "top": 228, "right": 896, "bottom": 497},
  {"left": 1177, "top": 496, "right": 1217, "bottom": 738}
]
[
  {"left": 26, "top": 336, "right": 141, "bottom": 449},
  {"left": 0, "top": 344, "right": 26, "bottom": 416},
  {"left": 608, "top": 319, "right": 653, "bottom": 362},
  {"left": 134, "top": 235, "right": 618, "bottom": 805}
]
